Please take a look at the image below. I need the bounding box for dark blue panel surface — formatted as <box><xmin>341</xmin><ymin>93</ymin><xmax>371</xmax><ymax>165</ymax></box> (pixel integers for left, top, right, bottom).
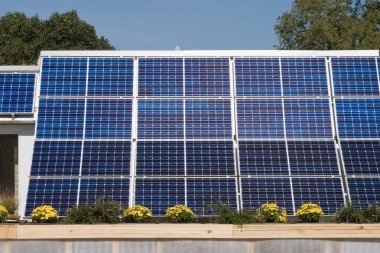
<box><xmin>239</xmin><ymin>141</ymin><xmax>288</xmax><ymax>175</ymax></box>
<box><xmin>138</xmin><ymin>99</ymin><xmax>184</xmax><ymax>139</ymax></box>
<box><xmin>186</xmin><ymin>141</ymin><xmax>235</xmax><ymax>176</ymax></box>
<box><xmin>185</xmin><ymin>58</ymin><xmax>230</xmax><ymax>96</ymax></box>
<box><xmin>282</xmin><ymin>58</ymin><xmax>328</xmax><ymax>96</ymax></box>
<box><xmin>85</xmin><ymin>99</ymin><xmax>132</xmax><ymax>139</ymax></box>
<box><xmin>241</xmin><ymin>178</ymin><xmax>293</xmax><ymax>213</ymax></box>
<box><xmin>0</xmin><ymin>73</ymin><xmax>35</xmax><ymax>113</ymax></box>
<box><xmin>36</xmin><ymin>99</ymin><xmax>85</xmax><ymax>139</ymax></box>
<box><xmin>40</xmin><ymin>57</ymin><xmax>87</xmax><ymax>96</ymax></box>
<box><xmin>292</xmin><ymin>178</ymin><xmax>344</xmax><ymax>214</ymax></box>
<box><xmin>138</xmin><ymin>58</ymin><xmax>183</xmax><ymax>96</ymax></box>
<box><xmin>336</xmin><ymin>99</ymin><xmax>380</xmax><ymax>138</ymax></box>
<box><xmin>135</xmin><ymin>178</ymin><xmax>185</xmax><ymax>216</ymax></box>
<box><xmin>136</xmin><ymin>141</ymin><xmax>185</xmax><ymax>176</ymax></box>
<box><xmin>237</xmin><ymin>99</ymin><xmax>284</xmax><ymax>139</ymax></box>
<box><xmin>25</xmin><ymin>178</ymin><xmax>78</xmax><ymax>216</ymax></box>
<box><xmin>82</xmin><ymin>141</ymin><xmax>131</xmax><ymax>176</ymax></box>
<box><xmin>235</xmin><ymin>58</ymin><xmax>281</xmax><ymax>96</ymax></box>
<box><xmin>284</xmin><ymin>99</ymin><xmax>332</xmax><ymax>138</ymax></box>
<box><xmin>186</xmin><ymin>99</ymin><xmax>232</xmax><ymax>139</ymax></box>
<box><xmin>348</xmin><ymin>178</ymin><xmax>380</xmax><ymax>209</ymax></box>
<box><xmin>30</xmin><ymin>141</ymin><xmax>82</xmax><ymax>176</ymax></box>
<box><xmin>332</xmin><ymin>57</ymin><xmax>379</xmax><ymax>96</ymax></box>
<box><xmin>288</xmin><ymin>141</ymin><xmax>339</xmax><ymax>176</ymax></box>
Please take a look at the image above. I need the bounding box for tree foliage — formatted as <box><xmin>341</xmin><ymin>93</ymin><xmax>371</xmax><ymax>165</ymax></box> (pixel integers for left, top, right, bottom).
<box><xmin>0</xmin><ymin>10</ymin><xmax>114</xmax><ymax>65</ymax></box>
<box><xmin>274</xmin><ymin>0</ymin><xmax>379</xmax><ymax>49</ymax></box>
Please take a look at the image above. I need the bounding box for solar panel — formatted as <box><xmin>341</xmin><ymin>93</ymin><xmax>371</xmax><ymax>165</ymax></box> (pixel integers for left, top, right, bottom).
<box><xmin>136</xmin><ymin>141</ymin><xmax>185</xmax><ymax>176</ymax></box>
<box><xmin>336</xmin><ymin>98</ymin><xmax>380</xmax><ymax>138</ymax></box>
<box><xmin>281</xmin><ymin>58</ymin><xmax>328</xmax><ymax>96</ymax></box>
<box><xmin>30</xmin><ymin>141</ymin><xmax>82</xmax><ymax>176</ymax></box>
<box><xmin>347</xmin><ymin>177</ymin><xmax>380</xmax><ymax>209</ymax></box>
<box><xmin>88</xmin><ymin>58</ymin><xmax>134</xmax><ymax>96</ymax></box>
<box><xmin>185</xmin><ymin>58</ymin><xmax>230</xmax><ymax>96</ymax></box>
<box><xmin>81</xmin><ymin>141</ymin><xmax>131</xmax><ymax>176</ymax></box>
<box><xmin>138</xmin><ymin>58</ymin><xmax>183</xmax><ymax>96</ymax></box>
<box><xmin>236</xmin><ymin>99</ymin><xmax>284</xmax><ymax>139</ymax></box>
<box><xmin>332</xmin><ymin>57</ymin><xmax>379</xmax><ymax>96</ymax></box>
<box><xmin>0</xmin><ymin>73</ymin><xmax>35</xmax><ymax>113</ymax></box>
<box><xmin>85</xmin><ymin>99</ymin><xmax>132</xmax><ymax>139</ymax></box>
<box><xmin>36</xmin><ymin>98</ymin><xmax>85</xmax><ymax>139</ymax></box>
<box><xmin>235</xmin><ymin>58</ymin><xmax>281</xmax><ymax>96</ymax></box>
<box><xmin>185</xmin><ymin>99</ymin><xmax>232</xmax><ymax>139</ymax></box>
<box><xmin>40</xmin><ymin>57</ymin><xmax>87</xmax><ymax>96</ymax></box>
<box><xmin>284</xmin><ymin>99</ymin><xmax>332</xmax><ymax>139</ymax></box>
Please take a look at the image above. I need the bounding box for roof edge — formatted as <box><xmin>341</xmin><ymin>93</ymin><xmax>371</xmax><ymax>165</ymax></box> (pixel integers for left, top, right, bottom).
<box><xmin>0</xmin><ymin>66</ymin><xmax>39</xmax><ymax>73</ymax></box>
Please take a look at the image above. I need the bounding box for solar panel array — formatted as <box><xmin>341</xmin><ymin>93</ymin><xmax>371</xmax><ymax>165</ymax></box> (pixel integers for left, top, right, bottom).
<box><xmin>25</xmin><ymin>55</ymin><xmax>380</xmax><ymax>216</ymax></box>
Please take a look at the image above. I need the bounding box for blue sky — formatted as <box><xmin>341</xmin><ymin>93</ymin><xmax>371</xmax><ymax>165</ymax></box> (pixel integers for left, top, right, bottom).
<box><xmin>1</xmin><ymin>0</ymin><xmax>293</xmax><ymax>50</ymax></box>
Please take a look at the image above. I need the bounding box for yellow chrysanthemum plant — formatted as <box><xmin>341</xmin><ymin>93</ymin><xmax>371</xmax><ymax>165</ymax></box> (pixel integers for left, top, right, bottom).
<box><xmin>165</xmin><ymin>204</ymin><xmax>195</xmax><ymax>223</ymax></box>
<box><xmin>0</xmin><ymin>205</ymin><xmax>9</xmax><ymax>223</ymax></box>
<box><xmin>295</xmin><ymin>203</ymin><xmax>324</xmax><ymax>223</ymax></box>
<box><xmin>123</xmin><ymin>205</ymin><xmax>152</xmax><ymax>223</ymax></box>
<box><xmin>31</xmin><ymin>205</ymin><xmax>59</xmax><ymax>223</ymax></box>
<box><xmin>260</xmin><ymin>203</ymin><xmax>287</xmax><ymax>223</ymax></box>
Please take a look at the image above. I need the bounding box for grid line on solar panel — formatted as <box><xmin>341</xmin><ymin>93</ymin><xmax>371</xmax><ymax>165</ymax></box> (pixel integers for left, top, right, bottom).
<box><xmin>284</xmin><ymin>99</ymin><xmax>333</xmax><ymax>139</ymax></box>
<box><xmin>40</xmin><ymin>57</ymin><xmax>87</xmax><ymax>96</ymax></box>
<box><xmin>186</xmin><ymin>141</ymin><xmax>235</xmax><ymax>176</ymax></box>
<box><xmin>347</xmin><ymin>177</ymin><xmax>380</xmax><ymax>209</ymax></box>
<box><xmin>336</xmin><ymin>98</ymin><xmax>380</xmax><ymax>139</ymax></box>
<box><xmin>332</xmin><ymin>57</ymin><xmax>379</xmax><ymax>96</ymax></box>
<box><xmin>0</xmin><ymin>73</ymin><xmax>35</xmax><ymax>113</ymax></box>
<box><xmin>138</xmin><ymin>58</ymin><xmax>183</xmax><ymax>96</ymax></box>
<box><xmin>236</xmin><ymin>99</ymin><xmax>284</xmax><ymax>139</ymax></box>
<box><xmin>87</xmin><ymin>58</ymin><xmax>134</xmax><ymax>96</ymax></box>
<box><xmin>234</xmin><ymin>58</ymin><xmax>281</xmax><ymax>96</ymax></box>
<box><xmin>138</xmin><ymin>99</ymin><xmax>184</xmax><ymax>139</ymax></box>
<box><xmin>240</xmin><ymin>178</ymin><xmax>294</xmax><ymax>213</ymax></box>
<box><xmin>238</xmin><ymin>141</ymin><xmax>289</xmax><ymax>175</ymax></box>
<box><xmin>184</xmin><ymin>58</ymin><xmax>230</xmax><ymax>96</ymax></box>
<box><xmin>36</xmin><ymin>98</ymin><xmax>85</xmax><ymax>139</ymax></box>
<box><xmin>292</xmin><ymin>177</ymin><xmax>344</xmax><ymax>214</ymax></box>
<box><xmin>85</xmin><ymin>99</ymin><xmax>132</xmax><ymax>139</ymax></box>
<box><xmin>185</xmin><ymin>99</ymin><xmax>232</xmax><ymax>139</ymax></box>
<box><xmin>281</xmin><ymin>58</ymin><xmax>328</xmax><ymax>96</ymax></box>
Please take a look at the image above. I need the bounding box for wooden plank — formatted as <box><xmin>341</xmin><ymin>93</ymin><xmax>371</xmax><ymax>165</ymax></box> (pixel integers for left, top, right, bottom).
<box><xmin>0</xmin><ymin>225</ymin><xmax>16</xmax><ymax>239</ymax></box>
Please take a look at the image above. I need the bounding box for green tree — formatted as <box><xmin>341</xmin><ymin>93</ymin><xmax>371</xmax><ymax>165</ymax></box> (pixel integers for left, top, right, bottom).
<box><xmin>0</xmin><ymin>10</ymin><xmax>114</xmax><ymax>65</ymax></box>
<box><xmin>274</xmin><ymin>0</ymin><xmax>379</xmax><ymax>49</ymax></box>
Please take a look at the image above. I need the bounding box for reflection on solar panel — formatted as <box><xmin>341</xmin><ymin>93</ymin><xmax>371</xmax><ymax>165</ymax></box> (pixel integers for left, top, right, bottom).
<box><xmin>332</xmin><ymin>57</ymin><xmax>379</xmax><ymax>96</ymax></box>
<box><xmin>0</xmin><ymin>73</ymin><xmax>35</xmax><ymax>113</ymax></box>
<box><xmin>347</xmin><ymin>178</ymin><xmax>380</xmax><ymax>209</ymax></box>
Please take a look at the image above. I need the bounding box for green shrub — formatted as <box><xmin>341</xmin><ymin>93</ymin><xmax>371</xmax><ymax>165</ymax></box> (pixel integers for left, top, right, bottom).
<box><xmin>166</xmin><ymin>204</ymin><xmax>195</xmax><ymax>223</ymax></box>
<box><xmin>363</xmin><ymin>203</ymin><xmax>380</xmax><ymax>223</ymax></box>
<box><xmin>295</xmin><ymin>203</ymin><xmax>324</xmax><ymax>223</ymax></box>
<box><xmin>335</xmin><ymin>203</ymin><xmax>367</xmax><ymax>224</ymax></box>
<box><xmin>123</xmin><ymin>205</ymin><xmax>152</xmax><ymax>223</ymax></box>
<box><xmin>0</xmin><ymin>205</ymin><xmax>9</xmax><ymax>222</ymax></box>
<box><xmin>0</xmin><ymin>192</ymin><xmax>17</xmax><ymax>215</ymax></box>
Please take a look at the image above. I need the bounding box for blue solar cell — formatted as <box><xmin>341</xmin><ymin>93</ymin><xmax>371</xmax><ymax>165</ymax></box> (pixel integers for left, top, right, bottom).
<box><xmin>36</xmin><ymin>99</ymin><xmax>85</xmax><ymax>139</ymax></box>
<box><xmin>138</xmin><ymin>99</ymin><xmax>184</xmax><ymax>139</ymax></box>
<box><xmin>25</xmin><ymin>178</ymin><xmax>78</xmax><ymax>216</ymax></box>
<box><xmin>185</xmin><ymin>58</ymin><xmax>230</xmax><ymax>96</ymax></box>
<box><xmin>186</xmin><ymin>141</ymin><xmax>235</xmax><ymax>176</ymax></box>
<box><xmin>40</xmin><ymin>57</ymin><xmax>87</xmax><ymax>96</ymax></box>
<box><xmin>235</xmin><ymin>58</ymin><xmax>281</xmax><ymax>96</ymax></box>
<box><xmin>241</xmin><ymin>178</ymin><xmax>293</xmax><ymax>213</ymax></box>
<box><xmin>288</xmin><ymin>140</ymin><xmax>339</xmax><ymax>176</ymax></box>
<box><xmin>138</xmin><ymin>58</ymin><xmax>183</xmax><ymax>96</ymax></box>
<box><xmin>292</xmin><ymin>178</ymin><xmax>344</xmax><ymax>214</ymax></box>
<box><xmin>135</xmin><ymin>178</ymin><xmax>185</xmax><ymax>216</ymax></box>
<box><xmin>336</xmin><ymin>98</ymin><xmax>380</xmax><ymax>138</ymax></box>
<box><xmin>332</xmin><ymin>57</ymin><xmax>379</xmax><ymax>96</ymax></box>
<box><xmin>347</xmin><ymin>178</ymin><xmax>380</xmax><ymax>209</ymax></box>
<box><xmin>82</xmin><ymin>141</ymin><xmax>131</xmax><ymax>176</ymax></box>
<box><xmin>0</xmin><ymin>73</ymin><xmax>35</xmax><ymax>113</ymax></box>
<box><xmin>88</xmin><ymin>58</ymin><xmax>134</xmax><ymax>96</ymax></box>
<box><xmin>239</xmin><ymin>141</ymin><xmax>288</xmax><ymax>175</ymax></box>
<box><xmin>136</xmin><ymin>141</ymin><xmax>185</xmax><ymax>176</ymax></box>
<box><xmin>185</xmin><ymin>99</ymin><xmax>232</xmax><ymax>139</ymax></box>
<box><xmin>281</xmin><ymin>58</ymin><xmax>328</xmax><ymax>96</ymax></box>
<box><xmin>284</xmin><ymin>99</ymin><xmax>332</xmax><ymax>139</ymax></box>
<box><xmin>236</xmin><ymin>99</ymin><xmax>284</xmax><ymax>139</ymax></box>
<box><xmin>79</xmin><ymin>178</ymin><xmax>130</xmax><ymax>205</ymax></box>
<box><xmin>30</xmin><ymin>141</ymin><xmax>82</xmax><ymax>176</ymax></box>
<box><xmin>85</xmin><ymin>99</ymin><xmax>132</xmax><ymax>139</ymax></box>
<box><xmin>187</xmin><ymin>178</ymin><xmax>237</xmax><ymax>214</ymax></box>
